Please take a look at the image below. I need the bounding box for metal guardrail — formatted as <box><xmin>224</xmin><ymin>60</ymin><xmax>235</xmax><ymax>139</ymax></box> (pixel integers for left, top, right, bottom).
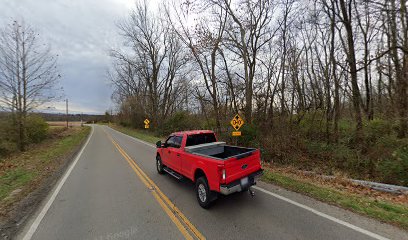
<box><xmin>302</xmin><ymin>171</ymin><xmax>408</xmax><ymax>195</ymax></box>
<box><xmin>350</xmin><ymin>179</ymin><xmax>408</xmax><ymax>194</ymax></box>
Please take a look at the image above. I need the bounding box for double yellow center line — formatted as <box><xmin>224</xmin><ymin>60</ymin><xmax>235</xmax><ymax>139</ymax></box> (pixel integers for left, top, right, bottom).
<box><xmin>103</xmin><ymin>129</ymin><xmax>205</xmax><ymax>240</ymax></box>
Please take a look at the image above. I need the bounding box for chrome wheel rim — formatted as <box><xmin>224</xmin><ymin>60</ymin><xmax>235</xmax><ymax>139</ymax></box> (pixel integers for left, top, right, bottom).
<box><xmin>198</xmin><ymin>184</ymin><xmax>207</xmax><ymax>202</ymax></box>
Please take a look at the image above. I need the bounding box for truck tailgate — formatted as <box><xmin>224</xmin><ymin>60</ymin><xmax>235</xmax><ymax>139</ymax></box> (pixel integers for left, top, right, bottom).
<box><xmin>224</xmin><ymin>149</ymin><xmax>261</xmax><ymax>183</ymax></box>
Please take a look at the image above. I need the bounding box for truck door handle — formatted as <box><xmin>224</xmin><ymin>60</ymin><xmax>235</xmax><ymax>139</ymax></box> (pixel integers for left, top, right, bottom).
<box><xmin>176</xmin><ymin>153</ymin><xmax>180</xmax><ymax>157</ymax></box>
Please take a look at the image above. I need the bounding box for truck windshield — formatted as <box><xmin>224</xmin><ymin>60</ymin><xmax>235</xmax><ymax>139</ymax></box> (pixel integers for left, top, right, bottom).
<box><xmin>186</xmin><ymin>133</ymin><xmax>216</xmax><ymax>146</ymax></box>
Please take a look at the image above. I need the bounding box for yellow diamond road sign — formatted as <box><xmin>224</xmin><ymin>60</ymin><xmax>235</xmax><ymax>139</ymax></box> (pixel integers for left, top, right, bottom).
<box><xmin>144</xmin><ymin>119</ymin><xmax>150</xmax><ymax>125</ymax></box>
<box><xmin>230</xmin><ymin>114</ymin><xmax>244</xmax><ymax>131</ymax></box>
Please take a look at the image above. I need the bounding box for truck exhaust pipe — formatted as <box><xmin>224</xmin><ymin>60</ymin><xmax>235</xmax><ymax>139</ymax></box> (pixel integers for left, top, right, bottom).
<box><xmin>249</xmin><ymin>186</ymin><xmax>255</xmax><ymax>197</ymax></box>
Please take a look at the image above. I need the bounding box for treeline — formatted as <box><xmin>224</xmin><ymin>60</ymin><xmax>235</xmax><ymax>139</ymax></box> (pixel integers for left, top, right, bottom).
<box><xmin>39</xmin><ymin>113</ymin><xmax>105</xmax><ymax>123</ymax></box>
<box><xmin>110</xmin><ymin>0</ymin><xmax>408</xmax><ymax>185</ymax></box>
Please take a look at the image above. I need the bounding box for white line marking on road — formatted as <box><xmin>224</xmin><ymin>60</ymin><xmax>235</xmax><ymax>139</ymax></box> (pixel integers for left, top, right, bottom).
<box><xmin>107</xmin><ymin>125</ymin><xmax>389</xmax><ymax>240</ymax></box>
<box><xmin>252</xmin><ymin>186</ymin><xmax>388</xmax><ymax>240</ymax></box>
<box><xmin>22</xmin><ymin>126</ymin><xmax>94</xmax><ymax>240</ymax></box>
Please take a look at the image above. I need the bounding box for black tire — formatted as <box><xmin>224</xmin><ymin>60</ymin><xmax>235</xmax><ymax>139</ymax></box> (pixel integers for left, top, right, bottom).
<box><xmin>156</xmin><ymin>155</ymin><xmax>164</xmax><ymax>174</ymax></box>
<box><xmin>195</xmin><ymin>176</ymin><xmax>216</xmax><ymax>209</ymax></box>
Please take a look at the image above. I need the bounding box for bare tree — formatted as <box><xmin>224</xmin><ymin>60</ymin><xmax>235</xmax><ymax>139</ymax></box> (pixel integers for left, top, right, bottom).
<box><xmin>165</xmin><ymin>1</ymin><xmax>229</xmax><ymax>133</ymax></box>
<box><xmin>388</xmin><ymin>0</ymin><xmax>408</xmax><ymax>138</ymax></box>
<box><xmin>117</xmin><ymin>2</ymin><xmax>166</xmax><ymax>126</ymax></box>
<box><xmin>355</xmin><ymin>0</ymin><xmax>380</xmax><ymax>120</ymax></box>
<box><xmin>336</xmin><ymin>0</ymin><xmax>364</xmax><ymax>142</ymax></box>
<box><xmin>0</xmin><ymin>20</ymin><xmax>60</xmax><ymax>151</ymax></box>
<box><xmin>111</xmin><ymin>0</ymin><xmax>408</xmax><ymax>146</ymax></box>
<box><xmin>219</xmin><ymin>0</ymin><xmax>276</xmax><ymax>123</ymax></box>
<box><xmin>114</xmin><ymin>0</ymin><xmax>189</xmax><ymax>127</ymax></box>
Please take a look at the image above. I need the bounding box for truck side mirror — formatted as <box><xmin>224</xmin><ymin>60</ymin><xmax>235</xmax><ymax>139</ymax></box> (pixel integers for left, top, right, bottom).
<box><xmin>156</xmin><ymin>141</ymin><xmax>162</xmax><ymax>148</ymax></box>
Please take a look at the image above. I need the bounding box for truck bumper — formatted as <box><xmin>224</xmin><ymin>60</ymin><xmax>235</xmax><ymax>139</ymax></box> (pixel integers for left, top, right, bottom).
<box><xmin>219</xmin><ymin>169</ymin><xmax>263</xmax><ymax>195</ymax></box>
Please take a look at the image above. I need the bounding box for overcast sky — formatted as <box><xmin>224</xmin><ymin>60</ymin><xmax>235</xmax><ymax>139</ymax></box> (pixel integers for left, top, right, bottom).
<box><xmin>0</xmin><ymin>0</ymin><xmax>138</xmax><ymax>114</ymax></box>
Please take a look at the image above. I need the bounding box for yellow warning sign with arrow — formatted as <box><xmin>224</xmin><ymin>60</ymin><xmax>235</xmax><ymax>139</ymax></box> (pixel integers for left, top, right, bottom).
<box><xmin>144</xmin><ymin>119</ymin><xmax>150</xmax><ymax>129</ymax></box>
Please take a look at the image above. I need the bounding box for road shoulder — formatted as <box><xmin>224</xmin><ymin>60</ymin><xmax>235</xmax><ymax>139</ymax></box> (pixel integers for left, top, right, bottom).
<box><xmin>0</xmin><ymin>126</ymin><xmax>91</xmax><ymax>239</ymax></box>
<box><xmin>256</xmin><ymin>181</ymin><xmax>408</xmax><ymax>240</ymax></box>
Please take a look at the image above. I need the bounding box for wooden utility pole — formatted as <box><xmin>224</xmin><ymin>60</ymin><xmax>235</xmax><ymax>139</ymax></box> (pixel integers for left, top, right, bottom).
<box><xmin>66</xmin><ymin>99</ymin><xmax>69</xmax><ymax>128</ymax></box>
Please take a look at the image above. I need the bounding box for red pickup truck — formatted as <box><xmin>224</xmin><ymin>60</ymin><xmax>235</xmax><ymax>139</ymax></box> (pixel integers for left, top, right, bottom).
<box><xmin>155</xmin><ymin>130</ymin><xmax>263</xmax><ymax>208</ymax></box>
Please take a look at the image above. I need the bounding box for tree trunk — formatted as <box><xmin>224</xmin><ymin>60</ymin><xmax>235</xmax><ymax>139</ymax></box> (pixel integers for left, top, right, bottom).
<box><xmin>338</xmin><ymin>0</ymin><xmax>364</xmax><ymax>143</ymax></box>
<box><xmin>398</xmin><ymin>0</ymin><xmax>408</xmax><ymax>138</ymax></box>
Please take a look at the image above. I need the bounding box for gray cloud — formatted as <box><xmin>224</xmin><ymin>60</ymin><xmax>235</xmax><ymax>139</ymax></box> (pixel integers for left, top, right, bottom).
<box><xmin>0</xmin><ymin>0</ymin><xmax>134</xmax><ymax>114</ymax></box>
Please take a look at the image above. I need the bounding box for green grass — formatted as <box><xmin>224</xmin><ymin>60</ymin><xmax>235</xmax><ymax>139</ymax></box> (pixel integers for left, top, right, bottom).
<box><xmin>0</xmin><ymin>126</ymin><xmax>91</xmax><ymax>202</ymax></box>
<box><xmin>107</xmin><ymin>124</ymin><xmax>162</xmax><ymax>144</ymax></box>
<box><xmin>0</xmin><ymin>168</ymin><xmax>35</xmax><ymax>200</ymax></box>
<box><xmin>38</xmin><ymin>127</ymin><xmax>91</xmax><ymax>163</ymax></box>
<box><xmin>262</xmin><ymin>169</ymin><xmax>408</xmax><ymax>230</ymax></box>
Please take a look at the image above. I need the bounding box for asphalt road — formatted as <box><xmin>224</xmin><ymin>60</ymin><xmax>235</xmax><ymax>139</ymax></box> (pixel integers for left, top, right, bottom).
<box><xmin>17</xmin><ymin>125</ymin><xmax>407</xmax><ymax>240</ymax></box>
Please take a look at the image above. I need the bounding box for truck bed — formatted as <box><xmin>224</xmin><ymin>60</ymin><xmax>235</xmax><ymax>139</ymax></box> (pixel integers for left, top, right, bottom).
<box><xmin>185</xmin><ymin>142</ymin><xmax>256</xmax><ymax>160</ymax></box>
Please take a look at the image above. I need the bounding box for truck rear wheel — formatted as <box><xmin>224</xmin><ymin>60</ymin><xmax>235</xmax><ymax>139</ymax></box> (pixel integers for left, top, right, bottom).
<box><xmin>156</xmin><ymin>155</ymin><xmax>164</xmax><ymax>174</ymax></box>
<box><xmin>196</xmin><ymin>176</ymin><xmax>216</xmax><ymax>208</ymax></box>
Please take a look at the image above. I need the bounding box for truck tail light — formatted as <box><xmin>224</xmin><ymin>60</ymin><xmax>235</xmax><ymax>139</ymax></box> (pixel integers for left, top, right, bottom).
<box><xmin>218</xmin><ymin>165</ymin><xmax>226</xmax><ymax>183</ymax></box>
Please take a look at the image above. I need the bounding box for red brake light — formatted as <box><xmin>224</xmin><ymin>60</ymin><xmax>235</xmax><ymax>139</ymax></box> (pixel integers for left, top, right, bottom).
<box><xmin>218</xmin><ymin>165</ymin><xmax>226</xmax><ymax>183</ymax></box>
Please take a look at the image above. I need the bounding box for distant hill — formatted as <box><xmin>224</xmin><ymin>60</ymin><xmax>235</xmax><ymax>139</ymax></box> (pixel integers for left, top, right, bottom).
<box><xmin>0</xmin><ymin>111</ymin><xmax>107</xmax><ymax>123</ymax></box>
<box><xmin>38</xmin><ymin>112</ymin><xmax>104</xmax><ymax>122</ymax></box>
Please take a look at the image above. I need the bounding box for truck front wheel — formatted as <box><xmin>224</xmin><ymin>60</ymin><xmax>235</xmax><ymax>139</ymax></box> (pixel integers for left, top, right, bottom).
<box><xmin>196</xmin><ymin>177</ymin><xmax>216</xmax><ymax>208</ymax></box>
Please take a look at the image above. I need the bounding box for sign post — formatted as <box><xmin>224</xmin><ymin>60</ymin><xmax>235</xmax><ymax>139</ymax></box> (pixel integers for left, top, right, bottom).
<box><xmin>230</xmin><ymin>114</ymin><xmax>244</xmax><ymax>136</ymax></box>
<box><xmin>144</xmin><ymin>119</ymin><xmax>150</xmax><ymax>129</ymax></box>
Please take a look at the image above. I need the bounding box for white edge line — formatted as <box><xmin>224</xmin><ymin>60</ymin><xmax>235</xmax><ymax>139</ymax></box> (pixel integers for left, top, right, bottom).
<box><xmin>22</xmin><ymin>125</ymin><xmax>94</xmax><ymax>240</ymax></box>
<box><xmin>106</xmin><ymin>125</ymin><xmax>389</xmax><ymax>240</ymax></box>
<box><xmin>252</xmin><ymin>186</ymin><xmax>389</xmax><ymax>240</ymax></box>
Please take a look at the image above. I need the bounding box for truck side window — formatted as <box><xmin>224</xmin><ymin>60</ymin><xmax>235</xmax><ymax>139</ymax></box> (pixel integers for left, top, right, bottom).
<box><xmin>186</xmin><ymin>136</ymin><xmax>194</xmax><ymax>146</ymax></box>
<box><xmin>173</xmin><ymin>136</ymin><xmax>183</xmax><ymax>148</ymax></box>
<box><xmin>186</xmin><ymin>133</ymin><xmax>216</xmax><ymax>146</ymax></box>
<box><xmin>165</xmin><ymin>136</ymin><xmax>175</xmax><ymax>147</ymax></box>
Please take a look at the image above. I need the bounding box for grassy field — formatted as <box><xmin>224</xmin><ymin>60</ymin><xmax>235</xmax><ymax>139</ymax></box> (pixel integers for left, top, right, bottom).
<box><xmin>105</xmin><ymin>123</ymin><xmax>408</xmax><ymax>230</ymax></box>
<box><xmin>0</xmin><ymin>126</ymin><xmax>90</xmax><ymax>216</ymax></box>
<box><xmin>47</xmin><ymin>121</ymin><xmax>83</xmax><ymax>127</ymax></box>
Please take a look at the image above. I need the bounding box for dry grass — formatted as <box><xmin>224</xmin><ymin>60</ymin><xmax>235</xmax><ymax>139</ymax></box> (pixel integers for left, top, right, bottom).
<box><xmin>47</xmin><ymin>121</ymin><xmax>83</xmax><ymax>127</ymax></box>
